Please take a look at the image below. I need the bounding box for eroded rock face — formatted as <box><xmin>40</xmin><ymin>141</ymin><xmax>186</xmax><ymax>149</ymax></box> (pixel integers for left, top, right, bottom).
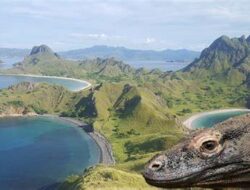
<box><xmin>30</xmin><ymin>45</ymin><xmax>60</xmax><ymax>58</ymax></box>
<box><xmin>0</xmin><ymin>106</ymin><xmax>37</xmax><ymax>117</ymax></box>
<box><xmin>8</xmin><ymin>82</ymin><xmax>37</xmax><ymax>92</ymax></box>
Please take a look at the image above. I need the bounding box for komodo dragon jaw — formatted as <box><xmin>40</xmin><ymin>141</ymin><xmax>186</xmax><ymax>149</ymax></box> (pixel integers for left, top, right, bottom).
<box><xmin>143</xmin><ymin>113</ymin><xmax>250</xmax><ymax>188</ymax></box>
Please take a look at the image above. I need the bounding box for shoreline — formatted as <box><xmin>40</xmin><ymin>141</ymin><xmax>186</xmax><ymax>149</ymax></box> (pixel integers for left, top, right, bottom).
<box><xmin>0</xmin><ymin>113</ymin><xmax>115</xmax><ymax>165</ymax></box>
<box><xmin>0</xmin><ymin>112</ymin><xmax>38</xmax><ymax>118</ymax></box>
<box><xmin>183</xmin><ymin>108</ymin><xmax>250</xmax><ymax>129</ymax></box>
<box><xmin>57</xmin><ymin>116</ymin><xmax>115</xmax><ymax>165</ymax></box>
<box><xmin>0</xmin><ymin>73</ymin><xmax>92</xmax><ymax>92</ymax></box>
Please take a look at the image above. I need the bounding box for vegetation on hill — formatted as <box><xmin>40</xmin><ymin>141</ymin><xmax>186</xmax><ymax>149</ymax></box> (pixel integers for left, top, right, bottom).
<box><xmin>0</xmin><ymin>82</ymin><xmax>73</xmax><ymax>115</ymax></box>
<box><xmin>59</xmin><ymin>165</ymin><xmax>157</xmax><ymax>190</ymax></box>
<box><xmin>183</xmin><ymin>35</ymin><xmax>250</xmax><ymax>86</ymax></box>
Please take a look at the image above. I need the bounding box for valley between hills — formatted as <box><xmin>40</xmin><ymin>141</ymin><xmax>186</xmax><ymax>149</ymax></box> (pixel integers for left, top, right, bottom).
<box><xmin>0</xmin><ymin>35</ymin><xmax>249</xmax><ymax>189</ymax></box>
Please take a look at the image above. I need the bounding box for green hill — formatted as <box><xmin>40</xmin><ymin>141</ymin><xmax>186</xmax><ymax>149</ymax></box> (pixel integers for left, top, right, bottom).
<box><xmin>183</xmin><ymin>35</ymin><xmax>250</xmax><ymax>85</ymax></box>
<box><xmin>59</xmin><ymin>165</ymin><xmax>157</xmax><ymax>190</ymax></box>
<box><xmin>6</xmin><ymin>45</ymin><xmax>138</xmax><ymax>82</ymax></box>
<box><xmin>0</xmin><ymin>82</ymin><xmax>73</xmax><ymax>115</ymax></box>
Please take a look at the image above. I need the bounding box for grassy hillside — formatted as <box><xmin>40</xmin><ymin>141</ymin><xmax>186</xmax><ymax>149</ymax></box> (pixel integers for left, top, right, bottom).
<box><xmin>183</xmin><ymin>35</ymin><xmax>250</xmax><ymax>86</ymax></box>
<box><xmin>59</xmin><ymin>166</ymin><xmax>157</xmax><ymax>190</ymax></box>
<box><xmin>0</xmin><ymin>82</ymin><xmax>73</xmax><ymax>115</ymax></box>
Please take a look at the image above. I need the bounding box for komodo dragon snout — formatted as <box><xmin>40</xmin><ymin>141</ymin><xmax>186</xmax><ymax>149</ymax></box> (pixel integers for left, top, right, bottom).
<box><xmin>143</xmin><ymin>113</ymin><xmax>250</xmax><ymax>188</ymax></box>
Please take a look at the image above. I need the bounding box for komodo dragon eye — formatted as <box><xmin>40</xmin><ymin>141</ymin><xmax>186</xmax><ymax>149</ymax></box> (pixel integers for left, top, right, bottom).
<box><xmin>189</xmin><ymin>131</ymin><xmax>223</xmax><ymax>158</ymax></box>
<box><xmin>201</xmin><ymin>140</ymin><xmax>218</xmax><ymax>152</ymax></box>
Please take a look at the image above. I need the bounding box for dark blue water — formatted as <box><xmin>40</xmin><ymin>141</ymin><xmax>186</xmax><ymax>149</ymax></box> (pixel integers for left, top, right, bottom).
<box><xmin>0</xmin><ymin>75</ymin><xmax>89</xmax><ymax>92</ymax></box>
<box><xmin>191</xmin><ymin>110</ymin><xmax>250</xmax><ymax>129</ymax></box>
<box><xmin>0</xmin><ymin>116</ymin><xmax>100</xmax><ymax>190</ymax></box>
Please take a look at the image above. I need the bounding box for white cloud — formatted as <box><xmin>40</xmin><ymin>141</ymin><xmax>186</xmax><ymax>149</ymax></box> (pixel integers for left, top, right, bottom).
<box><xmin>1</xmin><ymin>0</ymin><xmax>250</xmax><ymax>50</ymax></box>
<box><xmin>69</xmin><ymin>33</ymin><xmax>124</xmax><ymax>41</ymax></box>
<box><xmin>145</xmin><ymin>38</ymin><xmax>156</xmax><ymax>44</ymax></box>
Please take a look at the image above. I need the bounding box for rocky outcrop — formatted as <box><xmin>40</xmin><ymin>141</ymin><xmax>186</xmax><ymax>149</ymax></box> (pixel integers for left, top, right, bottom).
<box><xmin>30</xmin><ymin>45</ymin><xmax>60</xmax><ymax>58</ymax></box>
<box><xmin>8</xmin><ymin>82</ymin><xmax>37</xmax><ymax>92</ymax></box>
<box><xmin>0</xmin><ymin>106</ymin><xmax>37</xmax><ymax>117</ymax></box>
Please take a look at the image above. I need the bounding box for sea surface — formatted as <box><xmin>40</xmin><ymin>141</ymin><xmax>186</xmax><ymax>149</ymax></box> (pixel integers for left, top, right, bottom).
<box><xmin>0</xmin><ymin>57</ymin><xmax>23</xmax><ymax>69</ymax></box>
<box><xmin>125</xmin><ymin>60</ymin><xmax>190</xmax><ymax>71</ymax></box>
<box><xmin>191</xmin><ymin>110</ymin><xmax>250</xmax><ymax>128</ymax></box>
<box><xmin>0</xmin><ymin>75</ymin><xmax>89</xmax><ymax>92</ymax></box>
<box><xmin>0</xmin><ymin>116</ymin><xmax>100</xmax><ymax>190</ymax></box>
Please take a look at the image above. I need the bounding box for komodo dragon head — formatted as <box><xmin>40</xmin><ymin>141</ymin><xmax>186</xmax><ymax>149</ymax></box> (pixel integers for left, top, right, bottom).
<box><xmin>143</xmin><ymin>113</ymin><xmax>250</xmax><ymax>188</ymax></box>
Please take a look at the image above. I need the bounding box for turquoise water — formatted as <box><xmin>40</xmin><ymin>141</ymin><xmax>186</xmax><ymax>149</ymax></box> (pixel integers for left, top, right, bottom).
<box><xmin>0</xmin><ymin>116</ymin><xmax>100</xmax><ymax>190</ymax></box>
<box><xmin>0</xmin><ymin>75</ymin><xmax>88</xmax><ymax>91</ymax></box>
<box><xmin>191</xmin><ymin>110</ymin><xmax>250</xmax><ymax>129</ymax></box>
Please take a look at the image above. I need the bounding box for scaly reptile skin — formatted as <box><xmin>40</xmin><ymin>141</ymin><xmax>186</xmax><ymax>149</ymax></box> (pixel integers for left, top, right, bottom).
<box><xmin>143</xmin><ymin>113</ymin><xmax>250</xmax><ymax>188</ymax></box>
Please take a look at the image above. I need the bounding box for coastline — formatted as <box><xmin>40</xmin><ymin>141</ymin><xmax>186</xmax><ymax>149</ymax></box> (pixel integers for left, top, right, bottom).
<box><xmin>44</xmin><ymin>115</ymin><xmax>115</xmax><ymax>165</ymax></box>
<box><xmin>0</xmin><ymin>73</ymin><xmax>92</xmax><ymax>92</ymax></box>
<box><xmin>0</xmin><ymin>112</ymin><xmax>38</xmax><ymax>118</ymax></box>
<box><xmin>0</xmin><ymin>113</ymin><xmax>115</xmax><ymax>165</ymax></box>
<box><xmin>0</xmin><ymin>74</ymin><xmax>115</xmax><ymax>165</ymax></box>
<box><xmin>183</xmin><ymin>108</ymin><xmax>250</xmax><ymax>129</ymax></box>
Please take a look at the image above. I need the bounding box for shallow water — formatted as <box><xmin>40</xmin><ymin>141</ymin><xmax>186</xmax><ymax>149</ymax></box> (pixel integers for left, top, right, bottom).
<box><xmin>191</xmin><ymin>110</ymin><xmax>250</xmax><ymax>128</ymax></box>
<box><xmin>0</xmin><ymin>116</ymin><xmax>100</xmax><ymax>190</ymax></box>
<box><xmin>0</xmin><ymin>75</ymin><xmax>88</xmax><ymax>91</ymax></box>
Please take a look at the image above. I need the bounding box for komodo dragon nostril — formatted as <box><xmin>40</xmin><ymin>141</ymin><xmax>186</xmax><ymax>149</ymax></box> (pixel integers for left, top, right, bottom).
<box><xmin>150</xmin><ymin>160</ymin><xmax>164</xmax><ymax>171</ymax></box>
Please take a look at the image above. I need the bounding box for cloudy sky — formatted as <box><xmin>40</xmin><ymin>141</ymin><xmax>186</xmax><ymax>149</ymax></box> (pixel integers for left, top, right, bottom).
<box><xmin>0</xmin><ymin>0</ymin><xmax>250</xmax><ymax>51</ymax></box>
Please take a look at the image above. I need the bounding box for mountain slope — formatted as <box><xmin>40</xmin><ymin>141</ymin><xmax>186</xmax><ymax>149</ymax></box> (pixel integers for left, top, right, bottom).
<box><xmin>60</xmin><ymin>45</ymin><xmax>200</xmax><ymax>61</ymax></box>
<box><xmin>183</xmin><ymin>35</ymin><xmax>250</xmax><ymax>85</ymax></box>
<box><xmin>9</xmin><ymin>45</ymin><xmax>79</xmax><ymax>77</ymax></box>
<box><xmin>0</xmin><ymin>82</ymin><xmax>73</xmax><ymax>115</ymax></box>
<box><xmin>61</xmin><ymin>82</ymin><xmax>185</xmax><ymax>170</ymax></box>
<box><xmin>5</xmin><ymin>45</ymin><xmax>138</xmax><ymax>81</ymax></box>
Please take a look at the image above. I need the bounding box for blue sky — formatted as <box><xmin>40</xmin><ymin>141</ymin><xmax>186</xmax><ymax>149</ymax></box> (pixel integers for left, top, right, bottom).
<box><xmin>0</xmin><ymin>0</ymin><xmax>250</xmax><ymax>51</ymax></box>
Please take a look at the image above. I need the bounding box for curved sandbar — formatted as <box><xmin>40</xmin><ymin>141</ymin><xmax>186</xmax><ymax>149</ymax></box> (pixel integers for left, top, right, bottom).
<box><xmin>0</xmin><ymin>73</ymin><xmax>91</xmax><ymax>92</ymax></box>
<box><xmin>183</xmin><ymin>108</ymin><xmax>250</xmax><ymax>129</ymax></box>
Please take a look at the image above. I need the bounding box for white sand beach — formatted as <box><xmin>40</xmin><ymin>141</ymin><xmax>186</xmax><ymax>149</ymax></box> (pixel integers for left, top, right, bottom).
<box><xmin>0</xmin><ymin>73</ymin><xmax>92</xmax><ymax>91</ymax></box>
<box><xmin>183</xmin><ymin>108</ymin><xmax>250</xmax><ymax>129</ymax></box>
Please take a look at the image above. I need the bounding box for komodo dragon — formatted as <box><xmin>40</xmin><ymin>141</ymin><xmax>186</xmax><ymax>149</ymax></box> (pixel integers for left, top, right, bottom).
<box><xmin>143</xmin><ymin>113</ymin><xmax>250</xmax><ymax>188</ymax></box>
